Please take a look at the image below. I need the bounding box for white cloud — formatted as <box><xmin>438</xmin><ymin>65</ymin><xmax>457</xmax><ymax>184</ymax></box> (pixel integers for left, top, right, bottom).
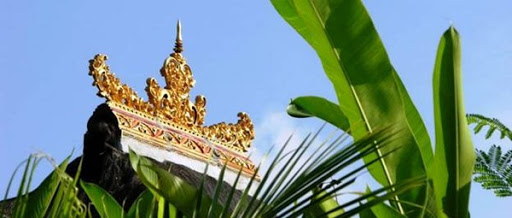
<box><xmin>248</xmin><ymin>111</ymin><xmax>310</xmax><ymax>173</ymax></box>
<box><xmin>253</xmin><ymin>112</ymin><xmax>309</xmax><ymax>150</ymax></box>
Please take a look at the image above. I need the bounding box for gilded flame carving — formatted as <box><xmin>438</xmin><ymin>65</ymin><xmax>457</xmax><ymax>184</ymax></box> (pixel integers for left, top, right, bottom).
<box><xmin>88</xmin><ymin>26</ymin><xmax>255</xmax><ymax>154</ymax></box>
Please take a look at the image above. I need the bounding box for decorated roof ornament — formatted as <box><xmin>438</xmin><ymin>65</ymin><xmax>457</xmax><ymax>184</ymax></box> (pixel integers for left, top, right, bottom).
<box><xmin>88</xmin><ymin>21</ymin><xmax>258</xmax><ymax>180</ymax></box>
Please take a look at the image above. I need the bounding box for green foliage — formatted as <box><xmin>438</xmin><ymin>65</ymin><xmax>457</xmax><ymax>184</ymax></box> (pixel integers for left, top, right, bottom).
<box><xmin>129</xmin><ymin>149</ymin><xmax>215</xmax><ymax>217</ymax></box>
<box><xmin>271</xmin><ymin>0</ymin><xmax>434</xmax><ymax>214</ymax></box>
<box><xmin>273</xmin><ymin>0</ymin><xmax>476</xmax><ymax>217</ymax></box>
<box><xmin>80</xmin><ymin>181</ymin><xmax>124</xmax><ymax>218</ymax></box>
<box><xmin>303</xmin><ymin>187</ymin><xmax>343</xmax><ymax>218</ymax></box>
<box><xmin>1</xmin><ymin>153</ymin><xmax>86</xmax><ymax>218</ymax></box>
<box><xmin>126</xmin><ymin>190</ymin><xmax>155</xmax><ymax>218</ymax></box>
<box><xmin>361</xmin><ymin>186</ymin><xmax>406</xmax><ymax>218</ymax></box>
<box><xmin>432</xmin><ymin>27</ymin><xmax>475</xmax><ymax>218</ymax></box>
<box><xmin>2</xmin><ymin>128</ymin><xmax>425</xmax><ymax>218</ymax></box>
<box><xmin>466</xmin><ymin>114</ymin><xmax>512</xmax><ymax>198</ymax></box>
<box><xmin>2</xmin><ymin>1</ymin><xmax>484</xmax><ymax>217</ymax></box>
<box><xmin>128</xmin><ymin>128</ymin><xmax>426</xmax><ymax>218</ymax></box>
<box><xmin>2</xmin><ymin>153</ymin><xmax>164</xmax><ymax>218</ymax></box>
<box><xmin>473</xmin><ymin>145</ymin><xmax>512</xmax><ymax>197</ymax></box>
<box><xmin>287</xmin><ymin>96</ymin><xmax>349</xmax><ymax>132</ymax></box>
<box><xmin>467</xmin><ymin>114</ymin><xmax>512</xmax><ymax>141</ymax></box>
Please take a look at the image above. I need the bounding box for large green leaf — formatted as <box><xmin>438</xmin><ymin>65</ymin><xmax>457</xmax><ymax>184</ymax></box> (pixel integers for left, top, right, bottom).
<box><xmin>127</xmin><ymin>190</ymin><xmax>155</xmax><ymax>218</ymax></box>
<box><xmin>287</xmin><ymin>96</ymin><xmax>350</xmax><ymax>131</ymax></box>
<box><xmin>128</xmin><ymin>150</ymin><xmax>219</xmax><ymax>218</ymax></box>
<box><xmin>359</xmin><ymin>203</ymin><xmax>404</xmax><ymax>218</ymax></box>
<box><xmin>5</xmin><ymin>154</ymin><xmax>85</xmax><ymax>218</ymax></box>
<box><xmin>303</xmin><ymin>187</ymin><xmax>343</xmax><ymax>218</ymax></box>
<box><xmin>80</xmin><ymin>181</ymin><xmax>124</xmax><ymax>218</ymax></box>
<box><xmin>432</xmin><ymin>26</ymin><xmax>475</xmax><ymax>218</ymax></box>
<box><xmin>21</xmin><ymin>157</ymin><xmax>71</xmax><ymax>218</ymax></box>
<box><xmin>360</xmin><ymin>186</ymin><xmax>405</xmax><ymax>218</ymax></box>
<box><xmin>271</xmin><ymin>0</ymin><xmax>433</xmax><ymax>214</ymax></box>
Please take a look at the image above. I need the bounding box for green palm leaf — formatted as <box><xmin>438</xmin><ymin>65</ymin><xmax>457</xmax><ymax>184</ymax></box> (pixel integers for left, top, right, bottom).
<box><xmin>129</xmin><ymin>127</ymin><xmax>426</xmax><ymax>217</ymax></box>
<box><xmin>473</xmin><ymin>145</ymin><xmax>512</xmax><ymax>197</ymax></box>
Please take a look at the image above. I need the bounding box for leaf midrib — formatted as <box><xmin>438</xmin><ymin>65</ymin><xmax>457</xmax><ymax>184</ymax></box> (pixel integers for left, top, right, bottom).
<box><xmin>305</xmin><ymin>0</ymin><xmax>403</xmax><ymax>213</ymax></box>
<box><xmin>450</xmin><ymin>29</ymin><xmax>461</xmax><ymax>216</ymax></box>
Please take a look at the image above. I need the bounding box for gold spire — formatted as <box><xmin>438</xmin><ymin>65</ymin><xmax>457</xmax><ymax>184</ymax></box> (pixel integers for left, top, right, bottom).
<box><xmin>173</xmin><ymin>20</ymin><xmax>183</xmax><ymax>53</ymax></box>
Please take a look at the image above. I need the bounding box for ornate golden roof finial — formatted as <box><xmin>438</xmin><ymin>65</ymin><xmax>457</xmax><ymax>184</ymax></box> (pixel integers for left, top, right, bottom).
<box><xmin>173</xmin><ymin>20</ymin><xmax>183</xmax><ymax>53</ymax></box>
<box><xmin>87</xmin><ymin>22</ymin><xmax>257</xmax><ymax>178</ymax></box>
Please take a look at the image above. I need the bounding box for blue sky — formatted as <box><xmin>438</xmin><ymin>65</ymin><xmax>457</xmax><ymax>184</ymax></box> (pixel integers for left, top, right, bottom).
<box><xmin>1</xmin><ymin>0</ymin><xmax>511</xmax><ymax>216</ymax></box>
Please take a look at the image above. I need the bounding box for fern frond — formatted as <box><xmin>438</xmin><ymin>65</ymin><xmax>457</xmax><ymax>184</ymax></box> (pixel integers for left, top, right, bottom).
<box><xmin>466</xmin><ymin>114</ymin><xmax>512</xmax><ymax>141</ymax></box>
<box><xmin>473</xmin><ymin>145</ymin><xmax>512</xmax><ymax>197</ymax></box>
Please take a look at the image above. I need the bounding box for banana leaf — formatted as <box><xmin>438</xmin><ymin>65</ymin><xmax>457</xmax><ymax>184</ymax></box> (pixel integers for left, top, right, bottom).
<box><xmin>271</xmin><ymin>0</ymin><xmax>433</xmax><ymax>214</ymax></box>
<box><xmin>359</xmin><ymin>186</ymin><xmax>405</xmax><ymax>218</ymax></box>
<box><xmin>432</xmin><ymin>26</ymin><xmax>475</xmax><ymax>218</ymax></box>
<box><xmin>287</xmin><ymin>96</ymin><xmax>349</xmax><ymax>132</ymax></box>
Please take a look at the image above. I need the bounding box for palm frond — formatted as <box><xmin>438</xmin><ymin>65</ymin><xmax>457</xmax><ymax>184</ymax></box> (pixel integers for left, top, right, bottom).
<box><xmin>129</xmin><ymin>126</ymin><xmax>427</xmax><ymax>217</ymax></box>
<box><xmin>467</xmin><ymin>114</ymin><xmax>512</xmax><ymax>141</ymax></box>
<box><xmin>473</xmin><ymin>145</ymin><xmax>512</xmax><ymax>197</ymax></box>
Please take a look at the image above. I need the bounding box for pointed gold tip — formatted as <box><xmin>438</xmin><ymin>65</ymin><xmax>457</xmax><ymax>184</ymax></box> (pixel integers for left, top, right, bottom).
<box><xmin>174</xmin><ymin>19</ymin><xmax>183</xmax><ymax>53</ymax></box>
<box><xmin>176</xmin><ymin>20</ymin><xmax>182</xmax><ymax>41</ymax></box>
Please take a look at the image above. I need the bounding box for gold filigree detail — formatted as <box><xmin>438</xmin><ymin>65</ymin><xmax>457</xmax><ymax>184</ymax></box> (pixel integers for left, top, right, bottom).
<box><xmin>88</xmin><ymin>55</ymin><xmax>152</xmax><ymax>113</ymax></box>
<box><xmin>88</xmin><ymin>22</ymin><xmax>255</xmax><ymax>154</ymax></box>
<box><xmin>111</xmin><ymin>108</ymin><xmax>257</xmax><ymax>177</ymax></box>
<box><xmin>201</xmin><ymin>112</ymin><xmax>254</xmax><ymax>152</ymax></box>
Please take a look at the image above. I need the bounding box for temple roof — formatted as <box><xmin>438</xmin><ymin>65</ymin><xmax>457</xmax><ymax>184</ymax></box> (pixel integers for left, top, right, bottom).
<box><xmin>87</xmin><ymin>21</ymin><xmax>259</xmax><ymax>183</ymax></box>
